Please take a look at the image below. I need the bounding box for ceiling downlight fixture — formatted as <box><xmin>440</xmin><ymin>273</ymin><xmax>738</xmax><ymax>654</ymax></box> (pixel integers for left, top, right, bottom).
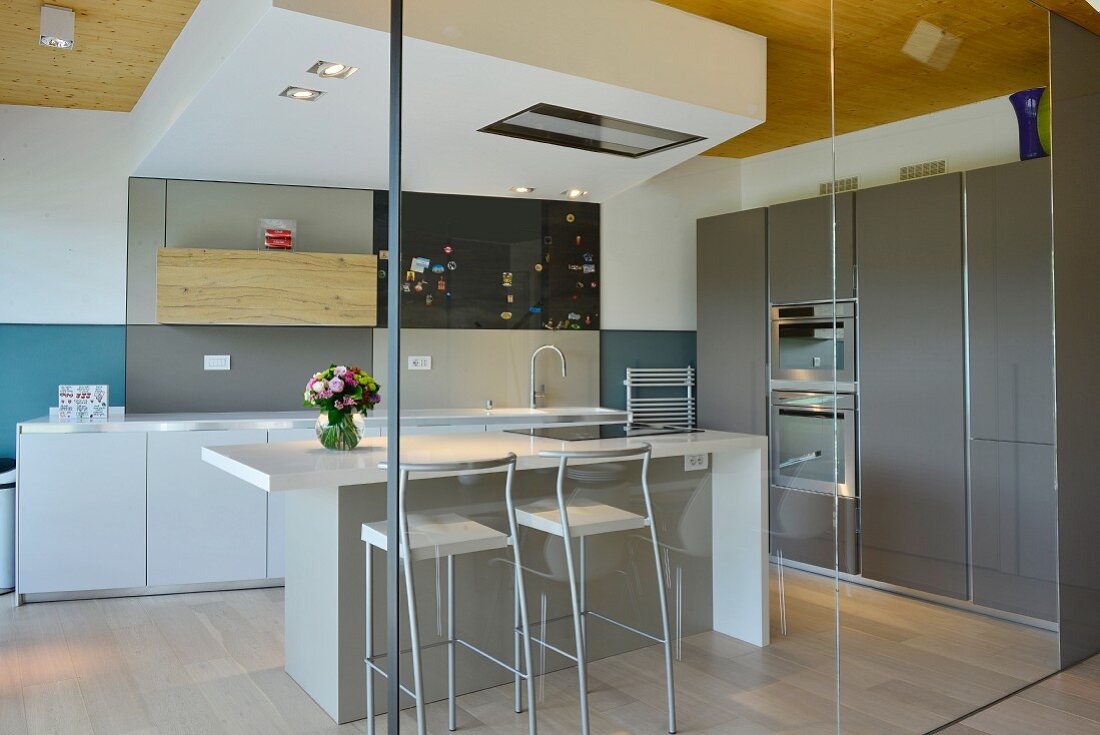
<box><xmin>308</xmin><ymin>61</ymin><xmax>359</xmax><ymax>79</ymax></box>
<box><xmin>562</xmin><ymin>189</ymin><xmax>589</xmax><ymax>200</ymax></box>
<box><xmin>39</xmin><ymin>4</ymin><xmax>75</xmax><ymax>50</ymax></box>
<box><xmin>280</xmin><ymin>86</ymin><xmax>325</xmax><ymax>102</ymax></box>
<box><xmin>509</xmin><ymin>186</ymin><xmax>536</xmax><ymax>194</ymax></box>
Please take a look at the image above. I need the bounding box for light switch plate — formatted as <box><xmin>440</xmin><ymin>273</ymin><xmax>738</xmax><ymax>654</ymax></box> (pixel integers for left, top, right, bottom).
<box><xmin>408</xmin><ymin>356</ymin><xmax>432</xmax><ymax>370</ymax></box>
<box><xmin>203</xmin><ymin>354</ymin><xmax>231</xmax><ymax>371</ymax></box>
<box><xmin>684</xmin><ymin>453</ymin><xmax>709</xmax><ymax>472</ymax></box>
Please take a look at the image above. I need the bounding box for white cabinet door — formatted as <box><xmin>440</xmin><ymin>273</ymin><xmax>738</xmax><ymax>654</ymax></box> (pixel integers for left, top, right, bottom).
<box><xmin>17</xmin><ymin>432</ymin><xmax>147</xmax><ymax>594</ymax></box>
<box><xmin>266</xmin><ymin>428</ymin><xmax>319</xmax><ymax>579</ymax></box>
<box><xmin>147</xmin><ymin>430</ymin><xmax>268</xmax><ymax>586</ymax></box>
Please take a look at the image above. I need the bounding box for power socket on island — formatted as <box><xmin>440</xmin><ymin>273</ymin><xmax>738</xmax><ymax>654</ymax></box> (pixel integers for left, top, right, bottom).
<box><xmin>408</xmin><ymin>356</ymin><xmax>432</xmax><ymax>370</ymax></box>
<box><xmin>684</xmin><ymin>453</ymin><xmax>709</xmax><ymax>472</ymax></box>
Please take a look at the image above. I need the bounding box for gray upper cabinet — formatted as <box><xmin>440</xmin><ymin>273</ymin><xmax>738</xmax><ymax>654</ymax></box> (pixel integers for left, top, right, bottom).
<box><xmin>768</xmin><ymin>192</ymin><xmax>854</xmax><ymax>304</ymax></box>
<box><xmin>857</xmin><ymin>173</ymin><xmax>968</xmax><ymax>600</ymax></box>
<box><xmin>697</xmin><ymin>208</ymin><xmax>767</xmax><ymax>434</ymax></box>
<box><xmin>126</xmin><ymin>178</ymin><xmax>167</xmax><ymax>325</ymax></box>
<box><xmin>966</xmin><ymin>159</ymin><xmax>1055</xmax><ymax>445</ymax></box>
<box><xmin>164</xmin><ymin>180</ymin><xmax>374</xmax><ymax>253</ymax></box>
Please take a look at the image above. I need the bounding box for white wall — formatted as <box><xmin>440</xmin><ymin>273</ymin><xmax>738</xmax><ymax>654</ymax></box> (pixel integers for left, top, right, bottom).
<box><xmin>600</xmin><ymin>156</ymin><xmax>741</xmax><ymax>331</ymax></box>
<box><xmin>0</xmin><ymin>109</ymin><xmax>134</xmax><ymax>324</ymax></box>
<box><xmin>741</xmin><ymin>96</ymin><xmax>1020</xmax><ymax>208</ymax></box>
<box><xmin>0</xmin><ymin>0</ymin><xmax>268</xmax><ymax>325</ymax></box>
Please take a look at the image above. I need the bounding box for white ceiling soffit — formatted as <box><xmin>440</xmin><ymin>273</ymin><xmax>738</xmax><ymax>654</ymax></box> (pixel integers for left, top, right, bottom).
<box><xmin>274</xmin><ymin>0</ymin><xmax>765</xmax><ymax>120</ymax></box>
<box><xmin>136</xmin><ymin>5</ymin><xmax>765</xmax><ymax>201</ymax></box>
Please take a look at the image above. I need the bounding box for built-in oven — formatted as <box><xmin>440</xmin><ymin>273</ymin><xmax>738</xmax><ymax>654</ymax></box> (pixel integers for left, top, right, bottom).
<box><xmin>770</xmin><ymin>301</ymin><xmax>857</xmax><ymax>392</ymax></box>
<box><xmin>769</xmin><ymin>390</ymin><xmax>860</xmax><ymax>574</ymax></box>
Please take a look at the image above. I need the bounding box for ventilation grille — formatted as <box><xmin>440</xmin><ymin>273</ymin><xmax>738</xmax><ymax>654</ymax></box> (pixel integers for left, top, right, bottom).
<box><xmin>819</xmin><ymin>176</ymin><xmax>859</xmax><ymax>196</ymax></box>
<box><xmin>900</xmin><ymin>159</ymin><xmax>948</xmax><ymax>181</ymax></box>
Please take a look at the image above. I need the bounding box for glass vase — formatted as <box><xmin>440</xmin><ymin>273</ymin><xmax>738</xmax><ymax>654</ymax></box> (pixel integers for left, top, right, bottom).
<box><xmin>315</xmin><ymin>412</ymin><xmax>366</xmax><ymax>451</ymax></box>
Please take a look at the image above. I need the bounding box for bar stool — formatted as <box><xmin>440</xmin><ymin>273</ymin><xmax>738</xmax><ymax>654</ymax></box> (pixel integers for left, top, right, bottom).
<box><xmin>362</xmin><ymin>454</ymin><xmax>537</xmax><ymax>735</ymax></box>
<box><xmin>514</xmin><ymin>443</ymin><xmax>676</xmax><ymax>735</ymax></box>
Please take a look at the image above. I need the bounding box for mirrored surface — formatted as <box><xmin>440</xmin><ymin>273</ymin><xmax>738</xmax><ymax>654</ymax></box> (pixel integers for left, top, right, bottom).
<box><xmin>832</xmin><ymin>1</ymin><xmax>1061</xmax><ymax>731</ymax></box>
<box><xmin>382</xmin><ymin>1</ymin><xmax>838</xmax><ymax>732</ymax></box>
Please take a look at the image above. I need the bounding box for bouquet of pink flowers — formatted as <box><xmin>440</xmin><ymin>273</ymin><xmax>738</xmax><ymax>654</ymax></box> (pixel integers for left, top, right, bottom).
<box><xmin>304</xmin><ymin>364</ymin><xmax>380</xmax><ymax>449</ymax></box>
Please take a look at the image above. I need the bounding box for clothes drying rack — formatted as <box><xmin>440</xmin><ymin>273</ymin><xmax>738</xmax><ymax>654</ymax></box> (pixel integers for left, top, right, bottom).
<box><xmin>623</xmin><ymin>367</ymin><xmax>696</xmax><ymax>428</ymax></box>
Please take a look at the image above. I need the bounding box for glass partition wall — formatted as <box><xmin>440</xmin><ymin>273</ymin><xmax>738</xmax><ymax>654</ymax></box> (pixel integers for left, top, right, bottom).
<box><xmin>369</xmin><ymin>1</ymin><xmax>1069</xmax><ymax>732</ymax></box>
<box><xmin>832</xmin><ymin>2</ymin><xmax>1061</xmax><ymax>732</ymax></box>
<box><xmin>376</xmin><ymin>1</ymin><xmax>842</xmax><ymax>732</ymax></box>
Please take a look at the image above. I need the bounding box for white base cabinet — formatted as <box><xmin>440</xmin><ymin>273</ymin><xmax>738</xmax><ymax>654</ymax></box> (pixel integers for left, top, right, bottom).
<box><xmin>16</xmin><ymin>412</ymin><xmax>617</xmax><ymax>599</ymax></box>
<box><xmin>147</xmin><ymin>430</ymin><xmax>268</xmax><ymax>586</ymax></box>
<box><xmin>17</xmin><ymin>433</ymin><xmax>147</xmax><ymax>594</ymax></box>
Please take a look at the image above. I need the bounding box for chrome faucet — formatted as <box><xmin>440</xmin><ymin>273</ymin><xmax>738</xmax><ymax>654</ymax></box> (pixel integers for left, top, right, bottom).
<box><xmin>530</xmin><ymin>344</ymin><xmax>567</xmax><ymax>409</ymax></box>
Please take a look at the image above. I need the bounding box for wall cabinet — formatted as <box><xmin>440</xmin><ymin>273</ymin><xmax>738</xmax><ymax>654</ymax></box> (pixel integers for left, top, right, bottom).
<box><xmin>768</xmin><ymin>192</ymin><xmax>855</xmax><ymax>304</ymax></box>
<box><xmin>17</xmin><ymin>433</ymin><xmax>148</xmax><ymax>594</ymax></box>
<box><xmin>147</xmin><ymin>429</ymin><xmax>269</xmax><ymax>586</ymax></box>
<box><xmin>857</xmin><ymin>173</ymin><xmax>969</xmax><ymax>600</ymax></box>
<box><xmin>696</xmin><ymin>208</ymin><xmax>768</xmax><ymax>434</ymax></box>
<box><xmin>970</xmin><ymin>440</ymin><xmax>1057</xmax><ymax>621</ymax></box>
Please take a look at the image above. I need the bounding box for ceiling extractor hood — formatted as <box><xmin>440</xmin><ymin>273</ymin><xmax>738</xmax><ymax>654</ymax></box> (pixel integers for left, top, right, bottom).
<box><xmin>479</xmin><ymin>102</ymin><xmax>706</xmax><ymax>158</ymax></box>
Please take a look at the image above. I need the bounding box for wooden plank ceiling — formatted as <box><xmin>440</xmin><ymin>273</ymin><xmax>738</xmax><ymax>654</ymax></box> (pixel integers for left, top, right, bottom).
<box><xmin>0</xmin><ymin>0</ymin><xmax>200</xmax><ymax>111</ymax></box>
<box><xmin>658</xmin><ymin>0</ymin><xmax>1098</xmax><ymax>157</ymax></box>
<box><xmin>0</xmin><ymin>0</ymin><xmax>1095</xmax><ymax>155</ymax></box>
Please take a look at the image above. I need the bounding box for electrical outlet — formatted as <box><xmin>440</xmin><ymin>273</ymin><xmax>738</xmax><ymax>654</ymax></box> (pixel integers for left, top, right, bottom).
<box><xmin>408</xmin><ymin>356</ymin><xmax>432</xmax><ymax>370</ymax></box>
<box><xmin>203</xmin><ymin>355</ymin><xmax>231</xmax><ymax>371</ymax></box>
<box><xmin>684</xmin><ymin>453</ymin><xmax>709</xmax><ymax>472</ymax></box>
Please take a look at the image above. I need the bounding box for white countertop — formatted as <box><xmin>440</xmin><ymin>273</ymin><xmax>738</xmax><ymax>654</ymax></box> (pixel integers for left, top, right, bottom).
<box><xmin>202</xmin><ymin>429</ymin><xmax>766</xmax><ymax>492</ymax></box>
<box><xmin>18</xmin><ymin>406</ymin><xmax>629</xmax><ymax>434</ymax></box>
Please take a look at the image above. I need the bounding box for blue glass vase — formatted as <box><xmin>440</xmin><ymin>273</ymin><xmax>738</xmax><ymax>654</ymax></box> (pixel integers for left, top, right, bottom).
<box><xmin>1009</xmin><ymin>87</ymin><xmax>1048</xmax><ymax>161</ymax></box>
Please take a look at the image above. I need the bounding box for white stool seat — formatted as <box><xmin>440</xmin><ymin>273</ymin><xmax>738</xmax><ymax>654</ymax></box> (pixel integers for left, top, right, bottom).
<box><xmin>361</xmin><ymin>513</ymin><xmax>508</xmax><ymax>562</ymax></box>
<box><xmin>515</xmin><ymin>497</ymin><xmax>646</xmax><ymax>538</ymax></box>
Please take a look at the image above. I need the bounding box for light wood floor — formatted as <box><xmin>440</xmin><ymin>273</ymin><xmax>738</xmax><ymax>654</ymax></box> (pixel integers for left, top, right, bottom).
<box><xmin>945</xmin><ymin>655</ymin><xmax>1100</xmax><ymax>735</ymax></box>
<box><xmin>0</xmin><ymin>567</ymin><xmax>1068</xmax><ymax>734</ymax></box>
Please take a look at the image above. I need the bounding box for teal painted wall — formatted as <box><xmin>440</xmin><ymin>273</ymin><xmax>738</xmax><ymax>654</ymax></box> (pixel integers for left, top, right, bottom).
<box><xmin>0</xmin><ymin>325</ymin><xmax>126</xmax><ymax>458</ymax></box>
<box><xmin>600</xmin><ymin>330</ymin><xmax>697</xmax><ymax>411</ymax></box>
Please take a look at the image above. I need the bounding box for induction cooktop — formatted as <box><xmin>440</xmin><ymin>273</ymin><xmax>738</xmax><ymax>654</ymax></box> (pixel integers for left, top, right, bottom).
<box><xmin>504</xmin><ymin>423</ymin><xmax>701</xmax><ymax>442</ymax></box>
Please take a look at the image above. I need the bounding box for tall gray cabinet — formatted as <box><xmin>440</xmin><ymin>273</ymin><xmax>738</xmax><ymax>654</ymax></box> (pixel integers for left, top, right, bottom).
<box><xmin>966</xmin><ymin>158</ymin><xmax>1057</xmax><ymax>621</ymax></box>
<box><xmin>857</xmin><ymin>173</ymin><xmax>969</xmax><ymax>600</ymax></box>
<box><xmin>696</xmin><ymin>209</ymin><xmax>768</xmax><ymax>434</ymax></box>
<box><xmin>768</xmin><ymin>192</ymin><xmax>855</xmax><ymax>303</ymax></box>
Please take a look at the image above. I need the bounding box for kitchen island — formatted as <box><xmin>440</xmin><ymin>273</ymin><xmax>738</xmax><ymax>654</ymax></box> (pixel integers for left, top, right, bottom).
<box><xmin>203</xmin><ymin>428</ymin><xmax>768</xmax><ymax>723</ymax></box>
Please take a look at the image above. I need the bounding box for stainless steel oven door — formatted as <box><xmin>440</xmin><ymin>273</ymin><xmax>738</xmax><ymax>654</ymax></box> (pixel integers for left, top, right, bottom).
<box><xmin>770</xmin><ymin>391</ymin><xmax>857</xmax><ymax>499</ymax></box>
<box><xmin>770</xmin><ymin>301</ymin><xmax>856</xmax><ymax>391</ymax></box>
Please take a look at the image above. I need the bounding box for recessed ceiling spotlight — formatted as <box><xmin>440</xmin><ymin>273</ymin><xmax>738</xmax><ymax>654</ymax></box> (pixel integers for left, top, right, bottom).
<box><xmin>280</xmin><ymin>86</ymin><xmax>325</xmax><ymax>102</ymax></box>
<box><xmin>509</xmin><ymin>186</ymin><xmax>536</xmax><ymax>194</ymax></box>
<box><xmin>308</xmin><ymin>61</ymin><xmax>359</xmax><ymax>79</ymax></box>
<box><xmin>39</xmin><ymin>4</ymin><xmax>75</xmax><ymax>50</ymax></box>
<box><xmin>562</xmin><ymin>189</ymin><xmax>588</xmax><ymax>200</ymax></box>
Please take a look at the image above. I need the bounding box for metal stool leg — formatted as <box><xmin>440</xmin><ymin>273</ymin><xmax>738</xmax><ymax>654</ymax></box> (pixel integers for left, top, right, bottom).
<box><xmin>399</xmin><ymin>470</ymin><xmax>427</xmax><ymax>735</ymax></box>
<box><xmin>365</xmin><ymin>543</ymin><xmax>375</xmax><ymax>735</ymax></box>
<box><xmin>640</xmin><ymin>454</ymin><xmax>677</xmax><ymax>734</ymax></box>
<box><xmin>555</xmin><ymin>457</ymin><xmax>590</xmax><ymax>735</ymax></box>
<box><xmin>447</xmin><ymin>554</ymin><xmax>456</xmax><ymax>731</ymax></box>
<box><xmin>505</xmin><ymin>465</ymin><xmax>537</xmax><ymax>735</ymax></box>
<box><xmin>513</xmin><ymin>574</ymin><xmax>522</xmax><ymax>714</ymax></box>
<box><xmin>579</xmin><ymin>535</ymin><xmax>588</xmax><ymax>659</ymax></box>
